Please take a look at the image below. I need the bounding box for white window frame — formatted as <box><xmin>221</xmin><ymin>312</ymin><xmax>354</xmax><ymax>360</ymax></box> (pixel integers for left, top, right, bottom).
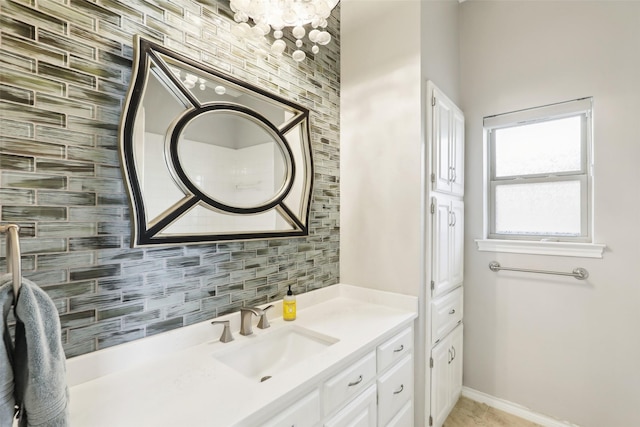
<box><xmin>476</xmin><ymin>98</ymin><xmax>606</xmax><ymax>258</ymax></box>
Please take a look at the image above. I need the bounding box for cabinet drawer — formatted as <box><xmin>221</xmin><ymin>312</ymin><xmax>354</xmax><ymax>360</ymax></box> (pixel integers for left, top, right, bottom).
<box><xmin>262</xmin><ymin>389</ymin><xmax>320</xmax><ymax>427</ymax></box>
<box><xmin>324</xmin><ymin>385</ymin><xmax>376</xmax><ymax>427</ymax></box>
<box><xmin>323</xmin><ymin>351</ymin><xmax>376</xmax><ymax>415</ymax></box>
<box><xmin>385</xmin><ymin>401</ymin><xmax>413</xmax><ymax>427</ymax></box>
<box><xmin>377</xmin><ymin>327</ymin><xmax>413</xmax><ymax>373</ymax></box>
<box><xmin>377</xmin><ymin>355</ymin><xmax>413</xmax><ymax>426</ymax></box>
<box><xmin>432</xmin><ymin>286</ymin><xmax>463</xmax><ymax>345</ymax></box>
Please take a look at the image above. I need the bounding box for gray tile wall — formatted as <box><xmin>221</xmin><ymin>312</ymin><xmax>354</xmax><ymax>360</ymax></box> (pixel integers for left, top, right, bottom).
<box><xmin>0</xmin><ymin>0</ymin><xmax>340</xmax><ymax>358</ymax></box>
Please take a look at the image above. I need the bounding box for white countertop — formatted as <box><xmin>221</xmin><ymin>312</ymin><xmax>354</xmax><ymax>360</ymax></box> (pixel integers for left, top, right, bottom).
<box><xmin>67</xmin><ymin>284</ymin><xmax>418</xmax><ymax>427</ymax></box>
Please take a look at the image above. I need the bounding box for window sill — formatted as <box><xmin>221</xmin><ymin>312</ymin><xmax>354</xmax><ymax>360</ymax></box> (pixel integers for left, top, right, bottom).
<box><xmin>475</xmin><ymin>239</ymin><xmax>606</xmax><ymax>258</ymax></box>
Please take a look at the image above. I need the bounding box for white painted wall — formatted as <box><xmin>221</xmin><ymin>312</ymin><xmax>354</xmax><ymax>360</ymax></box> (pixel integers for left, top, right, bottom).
<box><xmin>341</xmin><ymin>2</ymin><xmax>460</xmax><ymax>426</ymax></box>
<box><xmin>341</xmin><ymin>0</ymin><xmax>423</xmax><ymax>297</ymax></box>
<box><xmin>421</xmin><ymin>0</ymin><xmax>460</xmax><ymax>105</ymax></box>
<box><xmin>460</xmin><ymin>2</ymin><xmax>640</xmax><ymax>426</ymax></box>
<box><xmin>340</xmin><ymin>0</ymin><xmax>460</xmax><ymax>297</ymax></box>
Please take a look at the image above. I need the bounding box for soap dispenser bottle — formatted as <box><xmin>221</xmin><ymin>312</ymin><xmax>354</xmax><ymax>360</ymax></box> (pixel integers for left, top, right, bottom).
<box><xmin>283</xmin><ymin>285</ymin><xmax>296</xmax><ymax>321</ymax></box>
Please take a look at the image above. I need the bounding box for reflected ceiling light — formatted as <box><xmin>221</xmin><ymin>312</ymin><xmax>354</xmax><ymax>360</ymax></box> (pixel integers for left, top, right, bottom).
<box><xmin>230</xmin><ymin>0</ymin><xmax>339</xmax><ymax>62</ymax></box>
<box><xmin>170</xmin><ymin>67</ymin><xmax>207</xmax><ymax>91</ymax></box>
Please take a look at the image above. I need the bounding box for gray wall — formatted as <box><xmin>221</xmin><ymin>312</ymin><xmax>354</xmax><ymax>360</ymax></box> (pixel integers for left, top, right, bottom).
<box><xmin>0</xmin><ymin>0</ymin><xmax>340</xmax><ymax>358</ymax></box>
<box><xmin>460</xmin><ymin>2</ymin><xmax>640</xmax><ymax>426</ymax></box>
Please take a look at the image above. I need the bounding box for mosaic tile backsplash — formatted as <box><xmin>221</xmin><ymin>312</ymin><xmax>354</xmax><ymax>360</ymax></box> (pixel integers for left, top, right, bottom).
<box><xmin>0</xmin><ymin>0</ymin><xmax>340</xmax><ymax>358</ymax></box>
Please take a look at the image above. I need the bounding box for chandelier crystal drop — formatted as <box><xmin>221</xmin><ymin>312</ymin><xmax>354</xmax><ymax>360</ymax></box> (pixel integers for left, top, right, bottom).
<box><xmin>229</xmin><ymin>0</ymin><xmax>339</xmax><ymax>62</ymax></box>
<box><xmin>169</xmin><ymin>67</ymin><xmax>208</xmax><ymax>91</ymax></box>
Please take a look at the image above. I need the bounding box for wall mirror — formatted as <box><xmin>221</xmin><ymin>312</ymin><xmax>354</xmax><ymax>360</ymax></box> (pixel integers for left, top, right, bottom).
<box><xmin>119</xmin><ymin>36</ymin><xmax>313</xmax><ymax>246</ymax></box>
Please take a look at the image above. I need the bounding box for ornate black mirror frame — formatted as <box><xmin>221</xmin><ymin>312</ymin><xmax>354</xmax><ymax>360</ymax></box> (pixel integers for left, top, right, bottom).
<box><xmin>119</xmin><ymin>36</ymin><xmax>313</xmax><ymax>246</ymax></box>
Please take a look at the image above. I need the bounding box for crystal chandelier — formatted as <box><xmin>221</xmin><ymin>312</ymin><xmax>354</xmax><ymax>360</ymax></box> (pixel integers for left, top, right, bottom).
<box><xmin>230</xmin><ymin>0</ymin><xmax>339</xmax><ymax>62</ymax></box>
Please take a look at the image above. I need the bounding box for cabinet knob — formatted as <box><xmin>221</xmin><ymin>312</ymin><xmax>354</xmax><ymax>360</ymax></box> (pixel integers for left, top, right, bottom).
<box><xmin>393</xmin><ymin>384</ymin><xmax>404</xmax><ymax>395</ymax></box>
<box><xmin>393</xmin><ymin>344</ymin><xmax>404</xmax><ymax>353</ymax></box>
<box><xmin>449</xmin><ymin>309</ymin><xmax>456</xmax><ymax>315</ymax></box>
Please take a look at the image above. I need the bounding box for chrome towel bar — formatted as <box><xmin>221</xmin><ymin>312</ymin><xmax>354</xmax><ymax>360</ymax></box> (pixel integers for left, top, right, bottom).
<box><xmin>0</xmin><ymin>224</ymin><xmax>22</xmax><ymax>301</ymax></box>
<box><xmin>489</xmin><ymin>261</ymin><xmax>589</xmax><ymax>280</ymax></box>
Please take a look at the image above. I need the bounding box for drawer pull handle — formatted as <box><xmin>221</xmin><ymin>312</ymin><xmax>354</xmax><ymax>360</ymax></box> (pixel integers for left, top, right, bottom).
<box><xmin>348</xmin><ymin>375</ymin><xmax>363</xmax><ymax>387</ymax></box>
<box><xmin>393</xmin><ymin>344</ymin><xmax>404</xmax><ymax>353</ymax></box>
<box><xmin>449</xmin><ymin>309</ymin><xmax>456</xmax><ymax>314</ymax></box>
<box><xmin>393</xmin><ymin>384</ymin><xmax>404</xmax><ymax>395</ymax></box>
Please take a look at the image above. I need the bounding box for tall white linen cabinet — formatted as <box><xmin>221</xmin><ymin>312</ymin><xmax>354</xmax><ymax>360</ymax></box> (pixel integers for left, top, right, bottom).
<box><xmin>426</xmin><ymin>82</ymin><xmax>465</xmax><ymax>427</ymax></box>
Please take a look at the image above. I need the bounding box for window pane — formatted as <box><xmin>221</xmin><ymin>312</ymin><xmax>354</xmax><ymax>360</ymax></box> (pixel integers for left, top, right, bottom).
<box><xmin>495</xmin><ymin>181</ymin><xmax>581</xmax><ymax>236</ymax></box>
<box><xmin>494</xmin><ymin>116</ymin><xmax>582</xmax><ymax>177</ymax></box>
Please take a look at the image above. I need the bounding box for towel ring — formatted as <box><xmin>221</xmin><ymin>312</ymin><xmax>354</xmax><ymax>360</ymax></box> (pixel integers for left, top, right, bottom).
<box><xmin>0</xmin><ymin>224</ymin><xmax>22</xmax><ymax>302</ymax></box>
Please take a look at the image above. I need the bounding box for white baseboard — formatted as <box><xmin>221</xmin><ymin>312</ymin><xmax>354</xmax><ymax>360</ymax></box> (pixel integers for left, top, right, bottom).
<box><xmin>461</xmin><ymin>387</ymin><xmax>581</xmax><ymax>427</ymax></box>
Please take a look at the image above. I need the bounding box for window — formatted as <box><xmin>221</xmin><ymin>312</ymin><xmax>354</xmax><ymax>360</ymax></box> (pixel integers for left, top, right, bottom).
<box><xmin>484</xmin><ymin>98</ymin><xmax>593</xmax><ymax>243</ymax></box>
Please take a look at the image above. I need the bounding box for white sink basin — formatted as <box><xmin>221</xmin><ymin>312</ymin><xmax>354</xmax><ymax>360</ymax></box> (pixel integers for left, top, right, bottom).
<box><xmin>212</xmin><ymin>325</ymin><xmax>339</xmax><ymax>382</ymax></box>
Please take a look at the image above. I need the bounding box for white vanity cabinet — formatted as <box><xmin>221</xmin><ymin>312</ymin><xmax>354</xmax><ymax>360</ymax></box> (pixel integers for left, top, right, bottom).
<box><xmin>431</xmin><ymin>82</ymin><xmax>465</xmax><ymax>197</ymax></box>
<box><xmin>261</xmin><ymin>326</ymin><xmax>414</xmax><ymax>427</ymax></box>
<box><xmin>323</xmin><ymin>325</ymin><xmax>414</xmax><ymax>427</ymax></box>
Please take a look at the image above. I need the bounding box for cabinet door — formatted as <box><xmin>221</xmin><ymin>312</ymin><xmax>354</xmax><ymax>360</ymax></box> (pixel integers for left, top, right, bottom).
<box><xmin>449</xmin><ymin>325</ymin><xmax>464</xmax><ymax>403</ymax></box>
<box><xmin>432</xmin><ymin>197</ymin><xmax>464</xmax><ymax>297</ymax></box>
<box><xmin>430</xmin><ymin>339</ymin><xmax>452</xmax><ymax>427</ymax></box>
<box><xmin>324</xmin><ymin>385</ymin><xmax>376</xmax><ymax>427</ymax></box>
<box><xmin>450</xmin><ymin>199</ymin><xmax>464</xmax><ymax>289</ymax></box>
<box><xmin>450</xmin><ymin>109</ymin><xmax>465</xmax><ymax>197</ymax></box>
<box><xmin>429</xmin><ymin>82</ymin><xmax>465</xmax><ymax>197</ymax></box>
<box><xmin>433</xmin><ymin>90</ymin><xmax>454</xmax><ymax>194</ymax></box>
<box><xmin>432</xmin><ymin>196</ymin><xmax>453</xmax><ymax>297</ymax></box>
<box><xmin>430</xmin><ymin>324</ymin><xmax>463</xmax><ymax>427</ymax></box>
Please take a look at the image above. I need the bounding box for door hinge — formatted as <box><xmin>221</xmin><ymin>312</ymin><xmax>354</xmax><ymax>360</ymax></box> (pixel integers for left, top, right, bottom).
<box><xmin>430</xmin><ymin>172</ymin><xmax>435</xmax><ymax>183</ymax></box>
<box><xmin>431</xmin><ymin>280</ymin><xmax>435</xmax><ymax>291</ymax></box>
<box><xmin>430</xmin><ymin>202</ymin><xmax>435</xmax><ymax>214</ymax></box>
<box><xmin>430</xmin><ymin>357</ymin><xmax>434</xmax><ymax>368</ymax></box>
<box><xmin>429</xmin><ymin>415</ymin><xmax>433</xmax><ymax>426</ymax></box>
<box><xmin>432</xmin><ymin>96</ymin><xmax>436</xmax><ymax>107</ymax></box>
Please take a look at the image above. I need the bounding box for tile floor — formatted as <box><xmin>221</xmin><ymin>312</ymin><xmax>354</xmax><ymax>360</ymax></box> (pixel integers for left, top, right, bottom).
<box><xmin>444</xmin><ymin>397</ymin><xmax>543</xmax><ymax>427</ymax></box>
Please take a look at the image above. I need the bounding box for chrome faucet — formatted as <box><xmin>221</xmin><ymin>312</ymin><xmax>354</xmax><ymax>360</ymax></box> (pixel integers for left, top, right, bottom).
<box><xmin>240</xmin><ymin>305</ymin><xmax>274</xmax><ymax>336</ymax></box>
